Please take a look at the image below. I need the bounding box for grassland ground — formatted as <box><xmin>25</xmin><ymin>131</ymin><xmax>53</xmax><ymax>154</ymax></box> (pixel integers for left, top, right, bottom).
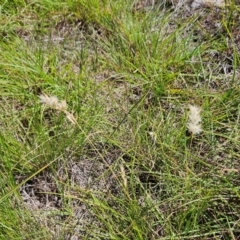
<box><xmin>0</xmin><ymin>0</ymin><xmax>240</xmax><ymax>239</ymax></box>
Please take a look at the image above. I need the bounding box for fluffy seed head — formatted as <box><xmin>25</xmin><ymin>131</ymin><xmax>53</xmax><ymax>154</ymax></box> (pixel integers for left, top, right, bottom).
<box><xmin>39</xmin><ymin>94</ymin><xmax>67</xmax><ymax>111</ymax></box>
<box><xmin>187</xmin><ymin>105</ymin><xmax>202</xmax><ymax>135</ymax></box>
<box><xmin>187</xmin><ymin>122</ymin><xmax>202</xmax><ymax>135</ymax></box>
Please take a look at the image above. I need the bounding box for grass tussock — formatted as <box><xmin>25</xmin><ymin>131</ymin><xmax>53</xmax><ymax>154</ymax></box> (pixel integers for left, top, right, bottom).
<box><xmin>0</xmin><ymin>0</ymin><xmax>240</xmax><ymax>239</ymax></box>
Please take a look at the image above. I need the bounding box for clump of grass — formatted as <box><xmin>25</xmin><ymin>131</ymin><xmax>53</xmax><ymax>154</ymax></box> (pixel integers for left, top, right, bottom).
<box><xmin>0</xmin><ymin>0</ymin><xmax>240</xmax><ymax>239</ymax></box>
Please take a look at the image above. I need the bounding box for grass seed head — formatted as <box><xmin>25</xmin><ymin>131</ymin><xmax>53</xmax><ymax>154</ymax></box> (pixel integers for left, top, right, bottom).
<box><xmin>39</xmin><ymin>94</ymin><xmax>76</xmax><ymax>124</ymax></box>
<box><xmin>187</xmin><ymin>105</ymin><xmax>202</xmax><ymax>135</ymax></box>
<box><xmin>39</xmin><ymin>94</ymin><xmax>68</xmax><ymax>111</ymax></box>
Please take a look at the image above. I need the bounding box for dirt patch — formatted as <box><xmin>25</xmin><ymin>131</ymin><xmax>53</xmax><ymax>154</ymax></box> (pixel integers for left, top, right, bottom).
<box><xmin>16</xmin><ymin>144</ymin><xmax>125</xmax><ymax>238</ymax></box>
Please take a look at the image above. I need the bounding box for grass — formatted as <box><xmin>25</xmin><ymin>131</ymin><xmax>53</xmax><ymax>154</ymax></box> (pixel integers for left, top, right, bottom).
<box><xmin>0</xmin><ymin>0</ymin><xmax>240</xmax><ymax>239</ymax></box>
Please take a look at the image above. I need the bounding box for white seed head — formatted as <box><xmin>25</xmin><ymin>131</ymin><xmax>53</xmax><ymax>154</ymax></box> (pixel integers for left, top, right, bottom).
<box><xmin>187</xmin><ymin>122</ymin><xmax>202</xmax><ymax>135</ymax></box>
<box><xmin>39</xmin><ymin>94</ymin><xmax>58</xmax><ymax>108</ymax></box>
<box><xmin>188</xmin><ymin>105</ymin><xmax>201</xmax><ymax>124</ymax></box>
<box><xmin>187</xmin><ymin>105</ymin><xmax>202</xmax><ymax>135</ymax></box>
<box><xmin>57</xmin><ymin>100</ymin><xmax>67</xmax><ymax>111</ymax></box>
<box><xmin>39</xmin><ymin>94</ymin><xmax>76</xmax><ymax>125</ymax></box>
<box><xmin>39</xmin><ymin>94</ymin><xmax>67</xmax><ymax>111</ymax></box>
